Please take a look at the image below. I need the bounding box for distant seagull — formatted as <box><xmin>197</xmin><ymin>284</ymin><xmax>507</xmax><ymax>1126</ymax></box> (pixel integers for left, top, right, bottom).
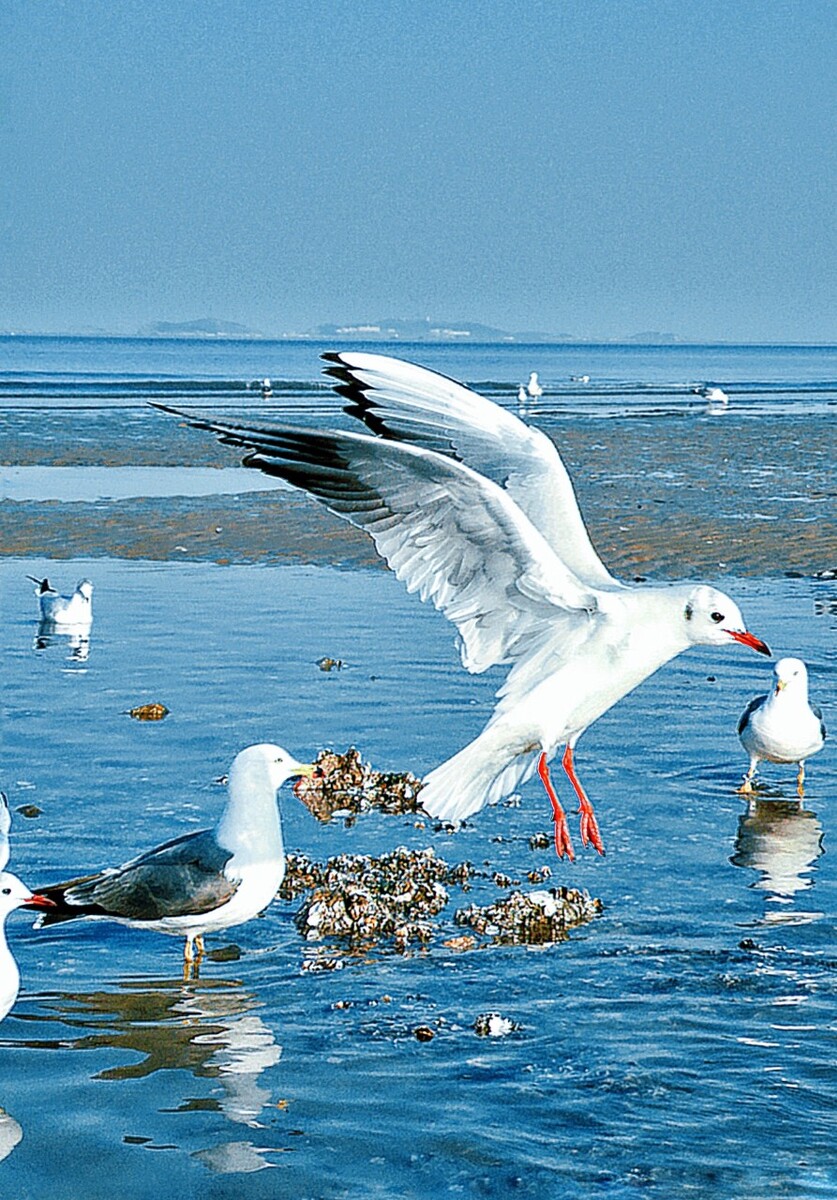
<box><xmin>526</xmin><ymin>371</ymin><xmax>543</xmax><ymax>398</ymax></box>
<box><xmin>517</xmin><ymin>384</ymin><xmax>528</xmax><ymax>404</ymax></box>
<box><xmin>0</xmin><ymin>794</ymin><xmax>55</xmax><ymax>1022</ymax></box>
<box><xmin>570</xmin><ymin>374</ymin><xmax>590</xmax><ymax>384</ymax></box>
<box><xmin>154</xmin><ymin>352</ymin><xmax>771</xmax><ymax>860</ymax></box>
<box><xmin>34</xmin><ymin>744</ymin><xmax>315</xmax><ymax>968</ymax></box>
<box><xmin>738</xmin><ymin>658</ymin><xmax>826</xmax><ymax>797</ymax></box>
<box><xmin>694</xmin><ymin>384</ymin><xmax>729</xmax><ymax>406</ymax></box>
<box><xmin>27</xmin><ymin>576</ymin><xmax>93</xmax><ymax>626</ymax></box>
<box><xmin>261</xmin><ymin>378</ymin><xmax>273</xmax><ymax>398</ymax></box>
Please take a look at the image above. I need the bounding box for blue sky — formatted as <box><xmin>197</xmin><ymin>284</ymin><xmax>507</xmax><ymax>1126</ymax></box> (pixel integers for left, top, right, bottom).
<box><xmin>2</xmin><ymin>0</ymin><xmax>835</xmax><ymax>340</ymax></box>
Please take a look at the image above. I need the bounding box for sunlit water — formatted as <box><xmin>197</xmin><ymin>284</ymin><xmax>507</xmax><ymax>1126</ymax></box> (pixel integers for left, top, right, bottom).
<box><xmin>1</xmin><ymin>558</ymin><xmax>835</xmax><ymax>1199</ymax></box>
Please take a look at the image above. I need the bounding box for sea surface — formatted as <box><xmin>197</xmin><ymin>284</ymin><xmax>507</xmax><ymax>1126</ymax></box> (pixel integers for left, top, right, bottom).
<box><xmin>1</xmin><ymin>337</ymin><xmax>836</xmax><ymax>1198</ymax></box>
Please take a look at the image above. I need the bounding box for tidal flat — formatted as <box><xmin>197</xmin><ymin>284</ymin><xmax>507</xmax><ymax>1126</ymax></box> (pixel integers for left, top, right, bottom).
<box><xmin>1</xmin><ymin>339</ymin><xmax>836</xmax><ymax>1197</ymax></box>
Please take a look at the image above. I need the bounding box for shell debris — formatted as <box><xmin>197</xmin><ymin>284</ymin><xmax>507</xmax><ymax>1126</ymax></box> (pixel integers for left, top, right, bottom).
<box><xmin>281</xmin><ymin>846</ymin><xmax>473</xmax><ymax>952</ymax></box>
<box><xmin>294</xmin><ymin>747</ymin><xmax>424</xmax><ymax>820</ymax></box>
<box><xmin>126</xmin><ymin>702</ymin><xmax>170</xmax><ymax>721</ymax></box>
<box><xmin>455</xmin><ymin>887</ymin><xmax>602</xmax><ymax>946</ymax></box>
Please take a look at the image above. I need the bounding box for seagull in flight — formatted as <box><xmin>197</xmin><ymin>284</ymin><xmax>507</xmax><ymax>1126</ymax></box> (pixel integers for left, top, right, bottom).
<box><xmin>28</xmin><ymin>576</ymin><xmax>93</xmax><ymax>626</ymax></box>
<box><xmin>154</xmin><ymin>353</ymin><xmax>770</xmax><ymax>859</ymax></box>
<box><xmin>738</xmin><ymin>657</ymin><xmax>826</xmax><ymax>797</ymax></box>
<box><xmin>33</xmin><ymin>744</ymin><xmax>314</xmax><ymax>968</ymax></box>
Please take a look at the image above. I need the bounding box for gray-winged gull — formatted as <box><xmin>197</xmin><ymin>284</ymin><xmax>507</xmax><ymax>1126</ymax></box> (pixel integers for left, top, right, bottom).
<box><xmin>33</xmin><ymin>744</ymin><xmax>314</xmax><ymax>965</ymax></box>
<box><xmin>738</xmin><ymin>657</ymin><xmax>826</xmax><ymax>797</ymax></box>
<box><xmin>154</xmin><ymin>353</ymin><xmax>771</xmax><ymax>860</ymax></box>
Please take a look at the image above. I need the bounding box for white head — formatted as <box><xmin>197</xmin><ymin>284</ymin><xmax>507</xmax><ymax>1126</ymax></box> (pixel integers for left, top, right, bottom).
<box><xmin>682</xmin><ymin>586</ymin><xmax>771</xmax><ymax>656</ymax></box>
<box><xmin>0</xmin><ymin>872</ymin><xmax>54</xmax><ymax>919</ymax></box>
<box><xmin>76</xmin><ymin>580</ymin><xmax>94</xmax><ymax>600</ymax></box>
<box><xmin>774</xmin><ymin>657</ymin><xmax>808</xmax><ymax>694</ymax></box>
<box><xmin>228</xmin><ymin>743</ymin><xmax>315</xmax><ymax>794</ymax></box>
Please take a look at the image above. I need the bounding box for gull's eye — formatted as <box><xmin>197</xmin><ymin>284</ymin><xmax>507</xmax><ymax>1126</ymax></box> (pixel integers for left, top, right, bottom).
<box><xmin>1</xmin><ymin>887</ymin><xmax>11</xmax><ymax>896</ymax></box>
<box><xmin>710</xmin><ymin>611</ymin><xmax>724</xmax><ymax>624</ymax></box>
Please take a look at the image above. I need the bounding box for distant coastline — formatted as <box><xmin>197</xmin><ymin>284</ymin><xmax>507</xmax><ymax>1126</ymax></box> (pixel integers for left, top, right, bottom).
<box><xmin>1</xmin><ymin>321</ymin><xmax>834</xmax><ymax>348</ymax></box>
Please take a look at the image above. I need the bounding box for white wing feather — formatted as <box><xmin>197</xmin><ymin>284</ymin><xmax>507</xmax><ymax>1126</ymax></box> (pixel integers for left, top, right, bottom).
<box><xmin>325</xmin><ymin>351</ymin><xmax>622</xmax><ymax>592</ymax></box>
<box><xmin>164</xmin><ymin>412</ymin><xmax>599</xmax><ymax>674</ymax></box>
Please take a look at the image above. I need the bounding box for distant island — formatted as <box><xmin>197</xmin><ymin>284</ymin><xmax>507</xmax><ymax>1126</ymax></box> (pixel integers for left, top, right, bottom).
<box><xmin>133</xmin><ymin>315</ymin><xmax>686</xmax><ymax>344</ymax></box>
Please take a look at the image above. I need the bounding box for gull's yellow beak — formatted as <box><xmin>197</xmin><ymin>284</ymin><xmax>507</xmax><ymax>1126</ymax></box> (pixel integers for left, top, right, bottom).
<box><xmin>775</xmin><ymin>679</ymin><xmax>787</xmax><ymax>694</ymax></box>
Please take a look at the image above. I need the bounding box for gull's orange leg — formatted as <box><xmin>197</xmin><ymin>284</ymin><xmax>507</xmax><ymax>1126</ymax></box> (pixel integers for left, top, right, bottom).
<box><xmin>561</xmin><ymin>745</ymin><xmax>605</xmax><ymax>856</ymax></box>
<box><xmin>537</xmin><ymin>752</ymin><xmax>575</xmax><ymax>861</ymax></box>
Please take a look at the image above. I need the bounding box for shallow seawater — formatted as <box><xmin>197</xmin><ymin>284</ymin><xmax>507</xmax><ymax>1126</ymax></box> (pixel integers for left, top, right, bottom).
<box><xmin>1</xmin><ymin>558</ymin><xmax>836</xmax><ymax>1199</ymax></box>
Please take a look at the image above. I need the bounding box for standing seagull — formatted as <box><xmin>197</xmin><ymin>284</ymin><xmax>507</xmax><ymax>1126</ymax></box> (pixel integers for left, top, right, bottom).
<box><xmin>33</xmin><ymin>744</ymin><xmax>314</xmax><ymax>967</ymax></box>
<box><xmin>154</xmin><ymin>353</ymin><xmax>770</xmax><ymax>860</ymax></box>
<box><xmin>738</xmin><ymin>658</ymin><xmax>826</xmax><ymax>797</ymax></box>
<box><xmin>526</xmin><ymin>371</ymin><xmax>543</xmax><ymax>398</ymax></box>
<box><xmin>28</xmin><ymin>576</ymin><xmax>93</xmax><ymax>626</ymax></box>
<box><xmin>0</xmin><ymin>794</ymin><xmax>55</xmax><ymax>1022</ymax></box>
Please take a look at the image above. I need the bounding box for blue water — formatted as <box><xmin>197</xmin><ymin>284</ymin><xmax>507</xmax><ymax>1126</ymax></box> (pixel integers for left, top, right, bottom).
<box><xmin>2</xmin><ymin>334</ymin><xmax>836</xmax><ymax>419</ymax></box>
<box><xmin>1</xmin><ymin>560</ymin><xmax>835</xmax><ymax>1199</ymax></box>
<box><xmin>1</xmin><ymin>337</ymin><xmax>836</xmax><ymax>1197</ymax></box>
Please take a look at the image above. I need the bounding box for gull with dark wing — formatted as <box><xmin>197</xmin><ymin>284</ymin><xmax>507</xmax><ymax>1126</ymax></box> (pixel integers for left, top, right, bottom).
<box><xmin>27</xmin><ymin>576</ymin><xmax>94</xmax><ymax>626</ymax></box>
<box><xmin>33</xmin><ymin>744</ymin><xmax>314</xmax><ymax>968</ymax></box>
<box><xmin>0</xmin><ymin>793</ymin><xmax>55</xmax><ymax>1022</ymax></box>
<box><xmin>155</xmin><ymin>353</ymin><xmax>770</xmax><ymax>859</ymax></box>
<box><xmin>738</xmin><ymin>657</ymin><xmax>826</xmax><ymax>797</ymax></box>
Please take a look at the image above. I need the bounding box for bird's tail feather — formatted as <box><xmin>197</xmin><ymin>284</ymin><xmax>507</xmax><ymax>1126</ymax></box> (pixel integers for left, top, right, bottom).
<box><xmin>420</xmin><ymin>732</ymin><xmax>538</xmax><ymax>824</ymax></box>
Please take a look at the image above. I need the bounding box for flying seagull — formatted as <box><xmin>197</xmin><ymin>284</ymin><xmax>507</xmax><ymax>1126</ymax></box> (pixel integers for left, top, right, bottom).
<box><xmin>738</xmin><ymin>657</ymin><xmax>826</xmax><ymax>797</ymax></box>
<box><xmin>0</xmin><ymin>793</ymin><xmax>55</xmax><ymax>1022</ymax></box>
<box><xmin>33</xmin><ymin>744</ymin><xmax>314</xmax><ymax>966</ymax></box>
<box><xmin>27</xmin><ymin>576</ymin><xmax>94</xmax><ymax>626</ymax></box>
<box><xmin>154</xmin><ymin>353</ymin><xmax>770</xmax><ymax>859</ymax></box>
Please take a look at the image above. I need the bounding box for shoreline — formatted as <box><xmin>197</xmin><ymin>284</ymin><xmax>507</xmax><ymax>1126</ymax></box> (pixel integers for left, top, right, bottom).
<box><xmin>1</xmin><ymin>412</ymin><xmax>834</xmax><ymax>578</ymax></box>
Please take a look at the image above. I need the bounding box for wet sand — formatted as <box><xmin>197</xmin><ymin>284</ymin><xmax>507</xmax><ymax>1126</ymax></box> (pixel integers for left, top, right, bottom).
<box><xmin>1</xmin><ymin>411</ymin><xmax>835</xmax><ymax>577</ymax></box>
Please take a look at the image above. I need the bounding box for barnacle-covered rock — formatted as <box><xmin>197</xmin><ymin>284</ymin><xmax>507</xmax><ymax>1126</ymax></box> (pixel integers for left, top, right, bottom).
<box><xmin>294</xmin><ymin>747</ymin><xmax>424</xmax><ymax>820</ymax></box>
<box><xmin>288</xmin><ymin>846</ymin><xmax>473</xmax><ymax>951</ymax></box>
<box><xmin>126</xmin><ymin>702</ymin><xmax>170</xmax><ymax>721</ymax></box>
<box><xmin>454</xmin><ymin>887</ymin><xmax>602</xmax><ymax>945</ymax></box>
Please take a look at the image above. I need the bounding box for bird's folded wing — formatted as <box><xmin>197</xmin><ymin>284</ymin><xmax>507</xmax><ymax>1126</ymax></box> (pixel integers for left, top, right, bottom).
<box><xmin>155</xmin><ymin>408</ymin><xmax>599</xmax><ymax>673</ymax></box>
<box><xmin>0</xmin><ymin>793</ymin><xmax>10</xmax><ymax>872</ymax></box>
<box><xmin>324</xmin><ymin>351</ymin><xmax>621</xmax><ymax>592</ymax></box>
<box><xmin>737</xmin><ymin>694</ymin><xmax>767</xmax><ymax>736</ymax></box>
<box><xmin>49</xmin><ymin>831</ymin><xmax>237</xmax><ymax>921</ymax></box>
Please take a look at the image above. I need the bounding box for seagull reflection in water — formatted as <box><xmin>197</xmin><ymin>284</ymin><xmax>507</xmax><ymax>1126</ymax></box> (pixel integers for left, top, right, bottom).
<box><xmin>32</xmin><ymin>622</ymin><xmax>91</xmax><ymax>662</ymax></box>
<box><xmin>17</xmin><ymin>977</ymin><xmax>289</xmax><ymax>1171</ymax></box>
<box><xmin>731</xmin><ymin>798</ymin><xmax>824</xmax><ymax>916</ymax></box>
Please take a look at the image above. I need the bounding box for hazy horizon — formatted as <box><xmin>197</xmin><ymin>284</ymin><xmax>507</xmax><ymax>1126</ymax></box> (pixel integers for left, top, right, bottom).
<box><xmin>3</xmin><ymin>2</ymin><xmax>835</xmax><ymax>343</ymax></box>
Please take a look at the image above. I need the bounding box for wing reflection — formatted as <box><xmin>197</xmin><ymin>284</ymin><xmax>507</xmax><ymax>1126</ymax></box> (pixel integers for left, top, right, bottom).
<box><xmin>731</xmin><ymin>799</ymin><xmax>824</xmax><ymax>904</ymax></box>
<box><xmin>33</xmin><ymin>620</ymin><xmax>91</xmax><ymax>662</ymax></box>
<box><xmin>0</xmin><ymin>1107</ymin><xmax>23</xmax><ymax>1163</ymax></box>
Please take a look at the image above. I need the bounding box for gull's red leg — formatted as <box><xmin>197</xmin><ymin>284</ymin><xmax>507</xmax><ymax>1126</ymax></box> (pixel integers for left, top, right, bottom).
<box><xmin>537</xmin><ymin>752</ymin><xmax>575</xmax><ymax>861</ymax></box>
<box><xmin>561</xmin><ymin>745</ymin><xmax>605</xmax><ymax>856</ymax></box>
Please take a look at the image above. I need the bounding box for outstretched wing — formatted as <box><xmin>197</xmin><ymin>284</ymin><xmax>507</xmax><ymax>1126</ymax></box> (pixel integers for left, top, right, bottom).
<box><xmin>0</xmin><ymin>793</ymin><xmax>10</xmax><ymax>872</ymax></box>
<box><xmin>324</xmin><ymin>351</ymin><xmax>621</xmax><ymax>592</ymax></box>
<box><xmin>155</xmin><ymin>407</ymin><xmax>600</xmax><ymax>674</ymax></box>
<box><xmin>38</xmin><ymin>830</ymin><xmax>237</xmax><ymax>923</ymax></box>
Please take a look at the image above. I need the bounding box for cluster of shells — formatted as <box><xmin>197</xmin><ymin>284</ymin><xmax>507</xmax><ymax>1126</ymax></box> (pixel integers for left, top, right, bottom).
<box><xmin>294</xmin><ymin>747</ymin><xmax>424</xmax><ymax>821</ymax></box>
<box><xmin>284</xmin><ymin>748</ymin><xmax>603</xmax><ymax>955</ymax></box>
<box><xmin>454</xmin><ymin>887</ymin><xmax>603</xmax><ymax>946</ymax></box>
<box><xmin>281</xmin><ymin>846</ymin><xmax>472</xmax><ymax>952</ymax></box>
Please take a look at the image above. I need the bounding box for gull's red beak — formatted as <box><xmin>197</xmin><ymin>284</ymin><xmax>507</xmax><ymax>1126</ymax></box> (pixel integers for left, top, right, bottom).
<box><xmin>727</xmin><ymin>629</ymin><xmax>772</xmax><ymax>657</ymax></box>
<box><xmin>25</xmin><ymin>893</ymin><xmax>56</xmax><ymax>909</ymax></box>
